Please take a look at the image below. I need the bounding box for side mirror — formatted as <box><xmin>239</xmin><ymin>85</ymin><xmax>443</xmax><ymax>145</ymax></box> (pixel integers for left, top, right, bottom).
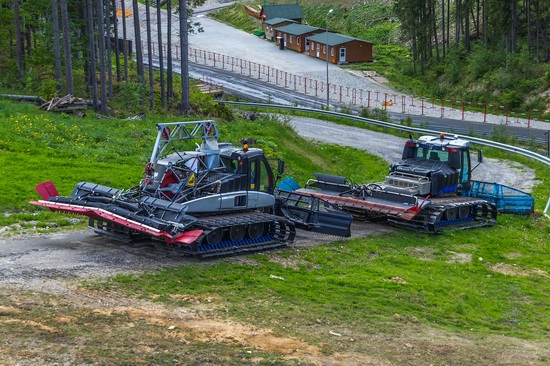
<box><xmin>277</xmin><ymin>159</ymin><xmax>285</xmax><ymax>176</ymax></box>
<box><xmin>477</xmin><ymin>150</ymin><xmax>483</xmax><ymax>163</ymax></box>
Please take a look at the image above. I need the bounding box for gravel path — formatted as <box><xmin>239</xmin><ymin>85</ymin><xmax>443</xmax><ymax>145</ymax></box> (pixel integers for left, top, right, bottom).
<box><xmin>287</xmin><ymin>116</ymin><xmax>539</xmax><ymax>192</ymax></box>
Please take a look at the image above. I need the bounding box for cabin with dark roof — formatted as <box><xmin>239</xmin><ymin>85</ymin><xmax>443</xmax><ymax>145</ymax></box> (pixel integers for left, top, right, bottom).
<box><xmin>263</xmin><ymin>17</ymin><xmax>297</xmax><ymax>42</ymax></box>
<box><xmin>306</xmin><ymin>33</ymin><xmax>374</xmax><ymax>64</ymax></box>
<box><xmin>275</xmin><ymin>24</ymin><xmax>324</xmax><ymax>53</ymax></box>
<box><xmin>260</xmin><ymin>4</ymin><xmax>303</xmax><ymax>23</ymax></box>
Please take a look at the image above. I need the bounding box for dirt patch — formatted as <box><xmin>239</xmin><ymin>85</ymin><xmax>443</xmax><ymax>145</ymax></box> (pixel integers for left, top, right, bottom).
<box><xmin>447</xmin><ymin>251</ymin><xmax>472</xmax><ymax>264</ymax></box>
<box><xmin>487</xmin><ymin>262</ymin><xmax>549</xmax><ymax>278</ymax></box>
<box><xmin>1</xmin><ymin>230</ymin><xmax>550</xmax><ymax>365</ymax></box>
<box><xmin>407</xmin><ymin>246</ymin><xmax>435</xmax><ymax>261</ymax></box>
<box><xmin>505</xmin><ymin>251</ymin><xmax>523</xmax><ymax>259</ymax></box>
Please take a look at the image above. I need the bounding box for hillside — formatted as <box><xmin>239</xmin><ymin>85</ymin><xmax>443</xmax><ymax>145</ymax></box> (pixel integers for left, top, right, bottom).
<box><xmin>213</xmin><ymin>0</ymin><xmax>550</xmax><ymax>118</ymax></box>
<box><xmin>1</xmin><ymin>98</ymin><xmax>550</xmax><ymax>365</ymax></box>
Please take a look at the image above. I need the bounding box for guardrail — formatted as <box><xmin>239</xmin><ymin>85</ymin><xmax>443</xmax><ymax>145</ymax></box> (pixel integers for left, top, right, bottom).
<box><xmin>220</xmin><ymin>101</ymin><xmax>550</xmax><ymax>167</ymax></box>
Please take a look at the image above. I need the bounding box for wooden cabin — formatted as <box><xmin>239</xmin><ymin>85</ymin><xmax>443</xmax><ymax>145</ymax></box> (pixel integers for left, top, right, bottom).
<box><xmin>260</xmin><ymin>4</ymin><xmax>303</xmax><ymax>23</ymax></box>
<box><xmin>306</xmin><ymin>33</ymin><xmax>374</xmax><ymax>64</ymax></box>
<box><xmin>263</xmin><ymin>18</ymin><xmax>297</xmax><ymax>42</ymax></box>
<box><xmin>274</xmin><ymin>24</ymin><xmax>324</xmax><ymax>53</ymax></box>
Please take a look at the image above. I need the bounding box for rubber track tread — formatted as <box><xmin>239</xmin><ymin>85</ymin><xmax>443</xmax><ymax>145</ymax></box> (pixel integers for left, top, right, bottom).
<box><xmin>188</xmin><ymin>212</ymin><xmax>296</xmax><ymax>257</ymax></box>
<box><xmin>388</xmin><ymin>197</ymin><xmax>497</xmax><ymax>233</ymax></box>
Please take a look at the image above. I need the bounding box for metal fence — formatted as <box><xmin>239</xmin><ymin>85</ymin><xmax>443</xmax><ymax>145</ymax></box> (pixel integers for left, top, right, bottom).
<box><xmin>142</xmin><ymin>41</ymin><xmax>550</xmax><ymax>128</ymax></box>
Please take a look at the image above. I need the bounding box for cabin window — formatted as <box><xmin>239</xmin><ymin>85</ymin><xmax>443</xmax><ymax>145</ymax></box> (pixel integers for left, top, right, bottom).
<box><xmin>290</xmin><ymin>35</ymin><xmax>294</xmax><ymax>44</ymax></box>
<box><xmin>331</xmin><ymin>47</ymin><xmax>334</xmax><ymax>56</ymax></box>
<box><xmin>297</xmin><ymin>37</ymin><xmax>300</xmax><ymax>45</ymax></box>
<box><xmin>323</xmin><ymin>45</ymin><xmax>327</xmax><ymax>54</ymax></box>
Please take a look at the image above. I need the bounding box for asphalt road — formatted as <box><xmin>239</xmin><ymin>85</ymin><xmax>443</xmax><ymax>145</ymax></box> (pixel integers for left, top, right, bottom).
<box><xmin>149</xmin><ymin>58</ymin><xmax>550</xmax><ymax>146</ymax></box>
<box><xmin>189</xmin><ymin>61</ymin><xmax>549</xmax><ymax>145</ymax></box>
<box><xmin>126</xmin><ymin>0</ymin><xmax>549</xmax><ymax>145</ymax></box>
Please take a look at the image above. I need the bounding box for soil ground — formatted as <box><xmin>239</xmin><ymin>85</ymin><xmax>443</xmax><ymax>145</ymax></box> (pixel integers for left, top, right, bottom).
<box><xmin>2</xmin><ymin>222</ymin><xmax>549</xmax><ymax>365</ymax></box>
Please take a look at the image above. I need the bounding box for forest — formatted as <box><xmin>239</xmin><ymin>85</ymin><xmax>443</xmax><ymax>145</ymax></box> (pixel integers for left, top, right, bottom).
<box><xmin>0</xmin><ymin>0</ymin><xmax>206</xmax><ymax>116</ymax></box>
<box><xmin>0</xmin><ymin>0</ymin><xmax>549</xmax><ymax>117</ymax></box>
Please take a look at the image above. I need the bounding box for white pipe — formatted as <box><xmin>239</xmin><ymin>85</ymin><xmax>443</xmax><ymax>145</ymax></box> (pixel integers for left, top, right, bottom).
<box><xmin>544</xmin><ymin>197</ymin><xmax>550</xmax><ymax>218</ymax></box>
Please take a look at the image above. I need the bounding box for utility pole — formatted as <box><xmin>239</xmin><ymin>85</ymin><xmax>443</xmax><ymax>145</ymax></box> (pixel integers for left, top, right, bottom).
<box><xmin>180</xmin><ymin>0</ymin><xmax>190</xmax><ymax>112</ymax></box>
<box><xmin>325</xmin><ymin>8</ymin><xmax>333</xmax><ymax>109</ymax></box>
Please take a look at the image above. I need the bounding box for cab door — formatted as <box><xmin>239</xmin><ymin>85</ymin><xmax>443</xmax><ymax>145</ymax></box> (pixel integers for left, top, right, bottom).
<box><xmin>248</xmin><ymin>156</ymin><xmax>274</xmax><ymax>194</ymax></box>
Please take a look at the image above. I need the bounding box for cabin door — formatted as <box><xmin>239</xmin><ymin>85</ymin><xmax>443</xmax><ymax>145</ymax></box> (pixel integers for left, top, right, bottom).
<box><xmin>339</xmin><ymin>48</ymin><xmax>346</xmax><ymax>62</ymax></box>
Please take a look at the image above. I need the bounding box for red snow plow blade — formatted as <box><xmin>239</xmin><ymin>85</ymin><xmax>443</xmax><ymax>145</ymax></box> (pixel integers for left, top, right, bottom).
<box><xmin>29</xmin><ymin>200</ymin><xmax>203</xmax><ymax>244</ymax></box>
<box><xmin>30</xmin><ymin>181</ymin><xmax>203</xmax><ymax>245</ymax></box>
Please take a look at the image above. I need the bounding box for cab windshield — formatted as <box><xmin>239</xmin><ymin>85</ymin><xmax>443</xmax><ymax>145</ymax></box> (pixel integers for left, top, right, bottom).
<box><xmin>417</xmin><ymin>148</ymin><xmax>449</xmax><ymax>162</ymax></box>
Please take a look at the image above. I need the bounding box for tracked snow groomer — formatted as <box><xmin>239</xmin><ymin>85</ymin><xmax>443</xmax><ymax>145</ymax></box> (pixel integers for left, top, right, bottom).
<box><xmin>31</xmin><ymin>121</ymin><xmax>353</xmax><ymax>256</ymax></box>
<box><xmin>278</xmin><ymin>133</ymin><xmax>533</xmax><ymax>233</ymax></box>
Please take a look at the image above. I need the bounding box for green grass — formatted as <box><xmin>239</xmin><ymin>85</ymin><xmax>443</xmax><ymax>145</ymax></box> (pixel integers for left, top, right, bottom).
<box><xmin>96</xmin><ymin>213</ymin><xmax>550</xmax><ymax>341</ymax></box>
<box><xmin>2</xmin><ymin>96</ymin><xmax>549</xmax><ymax>348</ymax></box>
<box><xmin>0</xmin><ymin>99</ymin><xmax>387</xmax><ymax>227</ymax></box>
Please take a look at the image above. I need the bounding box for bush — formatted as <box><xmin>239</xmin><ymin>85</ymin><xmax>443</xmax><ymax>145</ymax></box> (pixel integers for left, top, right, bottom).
<box><xmin>113</xmin><ymin>82</ymin><xmax>148</xmax><ymax>114</ymax></box>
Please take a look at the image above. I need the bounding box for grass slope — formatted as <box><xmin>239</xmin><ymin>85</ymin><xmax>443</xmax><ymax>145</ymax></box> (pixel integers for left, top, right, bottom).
<box><xmin>1</xmin><ymin>99</ymin><xmax>549</xmax><ymax>363</ymax></box>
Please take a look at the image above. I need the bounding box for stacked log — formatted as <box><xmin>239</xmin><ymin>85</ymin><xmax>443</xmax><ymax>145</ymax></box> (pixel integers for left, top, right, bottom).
<box><xmin>40</xmin><ymin>94</ymin><xmax>88</xmax><ymax>112</ymax></box>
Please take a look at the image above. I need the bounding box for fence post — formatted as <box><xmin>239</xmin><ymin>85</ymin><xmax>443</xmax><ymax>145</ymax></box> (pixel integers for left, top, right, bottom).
<box><xmin>367</xmin><ymin>90</ymin><xmax>371</xmax><ymax>108</ymax></box>
<box><xmin>315</xmin><ymin>80</ymin><xmax>318</xmax><ymax>97</ymax></box>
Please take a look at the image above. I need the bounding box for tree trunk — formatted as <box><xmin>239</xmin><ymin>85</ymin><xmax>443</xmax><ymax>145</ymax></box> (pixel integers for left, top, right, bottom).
<box><xmin>60</xmin><ymin>0</ymin><xmax>73</xmax><ymax>94</ymax></box>
<box><xmin>13</xmin><ymin>0</ymin><xmax>25</xmax><ymax>81</ymax></box>
<box><xmin>105</xmin><ymin>0</ymin><xmax>113</xmax><ymax>98</ymax></box>
<box><xmin>121</xmin><ymin>0</ymin><xmax>129</xmax><ymax>82</ymax></box>
<box><xmin>432</xmin><ymin>0</ymin><xmax>440</xmax><ymax>62</ymax></box>
<box><xmin>455</xmin><ymin>0</ymin><xmax>461</xmax><ymax>48</ymax></box>
<box><xmin>464</xmin><ymin>0</ymin><xmax>471</xmax><ymax>53</ymax></box>
<box><xmin>112</xmin><ymin>0</ymin><xmax>121</xmax><ymax>82</ymax></box>
<box><xmin>87</xmin><ymin>0</ymin><xmax>98</xmax><ymax>110</ymax></box>
<box><xmin>510</xmin><ymin>1</ymin><xmax>517</xmax><ymax>53</ymax></box>
<box><xmin>145</xmin><ymin>0</ymin><xmax>154</xmax><ymax>109</ymax></box>
<box><xmin>52</xmin><ymin>0</ymin><xmax>63</xmax><ymax>92</ymax></box>
<box><xmin>97</xmin><ymin>0</ymin><xmax>108</xmax><ymax>113</ymax></box>
<box><xmin>25</xmin><ymin>23</ymin><xmax>32</xmax><ymax>57</ymax></box>
<box><xmin>441</xmin><ymin>0</ymin><xmax>445</xmax><ymax>58</ymax></box>
<box><xmin>167</xmin><ymin>0</ymin><xmax>173</xmax><ymax>103</ymax></box>
<box><xmin>132</xmin><ymin>0</ymin><xmax>144</xmax><ymax>82</ymax></box>
<box><xmin>179</xmin><ymin>0</ymin><xmax>189</xmax><ymax>112</ymax></box>
<box><xmin>157</xmin><ymin>0</ymin><xmax>165</xmax><ymax>108</ymax></box>
<box><xmin>447</xmin><ymin>0</ymin><xmax>450</xmax><ymax>50</ymax></box>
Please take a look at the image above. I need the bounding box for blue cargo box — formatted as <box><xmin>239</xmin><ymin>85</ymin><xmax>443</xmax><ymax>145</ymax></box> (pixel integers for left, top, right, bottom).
<box><xmin>466</xmin><ymin>181</ymin><xmax>534</xmax><ymax>214</ymax></box>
